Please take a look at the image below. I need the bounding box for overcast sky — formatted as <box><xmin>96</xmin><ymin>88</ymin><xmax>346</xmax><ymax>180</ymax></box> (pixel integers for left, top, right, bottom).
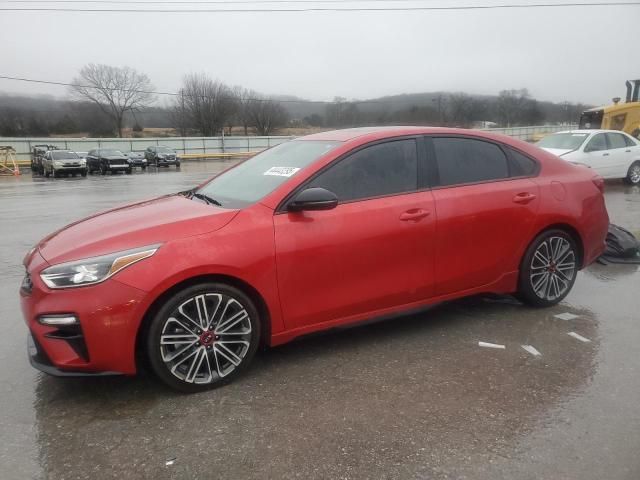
<box><xmin>1</xmin><ymin>0</ymin><xmax>639</xmax><ymax>106</ymax></box>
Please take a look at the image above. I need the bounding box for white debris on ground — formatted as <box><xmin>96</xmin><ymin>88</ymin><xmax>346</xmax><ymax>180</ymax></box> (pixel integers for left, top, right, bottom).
<box><xmin>521</xmin><ymin>345</ymin><xmax>542</xmax><ymax>356</ymax></box>
<box><xmin>478</xmin><ymin>341</ymin><xmax>506</xmax><ymax>349</ymax></box>
<box><xmin>554</xmin><ymin>312</ymin><xmax>580</xmax><ymax>321</ymax></box>
<box><xmin>567</xmin><ymin>332</ymin><xmax>591</xmax><ymax>343</ymax></box>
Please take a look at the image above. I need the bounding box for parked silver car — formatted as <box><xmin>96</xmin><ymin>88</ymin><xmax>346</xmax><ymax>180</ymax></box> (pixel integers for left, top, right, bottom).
<box><xmin>42</xmin><ymin>150</ymin><xmax>88</xmax><ymax>178</ymax></box>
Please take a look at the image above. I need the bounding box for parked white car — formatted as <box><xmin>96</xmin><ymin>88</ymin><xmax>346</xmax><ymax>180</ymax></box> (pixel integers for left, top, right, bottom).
<box><xmin>537</xmin><ymin>129</ymin><xmax>640</xmax><ymax>184</ymax></box>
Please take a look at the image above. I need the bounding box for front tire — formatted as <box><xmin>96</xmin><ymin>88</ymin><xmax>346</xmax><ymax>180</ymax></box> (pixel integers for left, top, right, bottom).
<box><xmin>624</xmin><ymin>161</ymin><xmax>640</xmax><ymax>185</ymax></box>
<box><xmin>100</xmin><ymin>164</ymin><xmax>107</xmax><ymax>175</ymax></box>
<box><xmin>517</xmin><ymin>229</ymin><xmax>578</xmax><ymax>307</ymax></box>
<box><xmin>146</xmin><ymin>283</ymin><xmax>261</xmax><ymax>393</ymax></box>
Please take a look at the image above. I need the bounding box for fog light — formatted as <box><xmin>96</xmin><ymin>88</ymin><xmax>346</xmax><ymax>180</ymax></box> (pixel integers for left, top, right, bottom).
<box><xmin>38</xmin><ymin>314</ymin><xmax>78</xmax><ymax>326</ymax></box>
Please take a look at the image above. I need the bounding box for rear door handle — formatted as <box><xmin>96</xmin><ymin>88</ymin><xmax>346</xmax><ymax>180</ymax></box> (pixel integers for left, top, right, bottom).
<box><xmin>626</xmin><ymin>150</ymin><xmax>631</xmax><ymax>153</ymax></box>
<box><xmin>513</xmin><ymin>192</ymin><xmax>537</xmax><ymax>204</ymax></box>
<box><xmin>602</xmin><ymin>153</ymin><xmax>610</xmax><ymax>156</ymax></box>
<box><xmin>399</xmin><ymin>209</ymin><xmax>430</xmax><ymax>221</ymax></box>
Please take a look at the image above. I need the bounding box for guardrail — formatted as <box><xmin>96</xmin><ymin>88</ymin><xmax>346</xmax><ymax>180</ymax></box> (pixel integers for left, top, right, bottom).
<box><xmin>1</xmin><ymin>125</ymin><xmax>577</xmax><ymax>164</ymax></box>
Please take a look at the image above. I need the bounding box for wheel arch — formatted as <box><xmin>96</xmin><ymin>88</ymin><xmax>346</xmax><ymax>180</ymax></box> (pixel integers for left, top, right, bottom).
<box><xmin>528</xmin><ymin>223</ymin><xmax>585</xmax><ymax>268</ymax></box>
<box><xmin>134</xmin><ymin>273</ymin><xmax>272</xmax><ymax>367</ymax></box>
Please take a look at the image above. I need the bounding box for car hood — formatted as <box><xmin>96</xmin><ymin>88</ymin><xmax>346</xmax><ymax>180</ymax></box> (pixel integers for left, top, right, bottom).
<box><xmin>37</xmin><ymin>195</ymin><xmax>239</xmax><ymax>265</ymax></box>
<box><xmin>104</xmin><ymin>155</ymin><xmax>128</xmax><ymax>161</ymax></box>
<box><xmin>540</xmin><ymin>147</ymin><xmax>575</xmax><ymax>157</ymax></box>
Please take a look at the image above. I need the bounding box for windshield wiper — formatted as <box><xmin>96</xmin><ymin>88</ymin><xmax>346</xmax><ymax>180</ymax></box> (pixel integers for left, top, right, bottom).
<box><xmin>191</xmin><ymin>192</ymin><xmax>223</xmax><ymax>207</ymax></box>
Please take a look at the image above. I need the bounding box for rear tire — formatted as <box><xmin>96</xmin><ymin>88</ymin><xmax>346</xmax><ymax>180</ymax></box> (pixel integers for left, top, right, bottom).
<box><xmin>517</xmin><ymin>229</ymin><xmax>578</xmax><ymax>307</ymax></box>
<box><xmin>624</xmin><ymin>161</ymin><xmax>640</xmax><ymax>185</ymax></box>
<box><xmin>146</xmin><ymin>282</ymin><xmax>261</xmax><ymax>393</ymax></box>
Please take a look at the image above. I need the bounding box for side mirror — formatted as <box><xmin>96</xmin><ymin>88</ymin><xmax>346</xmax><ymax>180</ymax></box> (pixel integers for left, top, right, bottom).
<box><xmin>288</xmin><ymin>187</ymin><xmax>338</xmax><ymax>212</ymax></box>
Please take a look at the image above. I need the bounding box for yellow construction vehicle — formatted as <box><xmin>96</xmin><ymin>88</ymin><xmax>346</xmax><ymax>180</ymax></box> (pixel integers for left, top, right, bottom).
<box><xmin>579</xmin><ymin>79</ymin><xmax>640</xmax><ymax>139</ymax></box>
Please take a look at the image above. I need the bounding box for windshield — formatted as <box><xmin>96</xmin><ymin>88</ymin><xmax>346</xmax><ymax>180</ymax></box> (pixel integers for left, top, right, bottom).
<box><xmin>52</xmin><ymin>151</ymin><xmax>79</xmax><ymax>160</ymax></box>
<box><xmin>196</xmin><ymin>140</ymin><xmax>340</xmax><ymax>208</ymax></box>
<box><xmin>537</xmin><ymin>133</ymin><xmax>589</xmax><ymax>151</ymax></box>
<box><xmin>157</xmin><ymin>147</ymin><xmax>174</xmax><ymax>153</ymax></box>
<box><xmin>100</xmin><ymin>149</ymin><xmax>123</xmax><ymax>156</ymax></box>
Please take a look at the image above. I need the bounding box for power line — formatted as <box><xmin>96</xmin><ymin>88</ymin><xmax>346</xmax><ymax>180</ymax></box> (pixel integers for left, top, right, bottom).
<box><xmin>1</xmin><ymin>1</ymin><xmax>638</xmax><ymax>12</ymax></box>
<box><xmin>0</xmin><ymin>74</ymin><xmax>396</xmax><ymax>106</ymax></box>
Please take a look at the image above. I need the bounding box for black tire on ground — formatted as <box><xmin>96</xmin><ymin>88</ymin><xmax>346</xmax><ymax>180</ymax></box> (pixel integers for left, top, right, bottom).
<box><xmin>100</xmin><ymin>164</ymin><xmax>107</xmax><ymax>175</ymax></box>
<box><xmin>624</xmin><ymin>161</ymin><xmax>640</xmax><ymax>185</ymax></box>
<box><xmin>146</xmin><ymin>282</ymin><xmax>261</xmax><ymax>393</ymax></box>
<box><xmin>81</xmin><ymin>170</ymin><xmax>87</xmax><ymax>177</ymax></box>
<box><xmin>142</xmin><ymin>165</ymin><xmax>147</xmax><ymax>170</ymax></box>
<box><xmin>176</xmin><ymin>163</ymin><xmax>181</xmax><ymax>170</ymax></box>
<box><xmin>517</xmin><ymin>229</ymin><xmax>579</xmax><ymax>308</ymax></box>
<box><xmin>126</xmin><ymin>168</ymin><xmax>132</xmax><ymax>174</ymax></box>
<box><xmin>44</xmin><ymin>168</ymin><xmax>50</xmax><ymax>178</ymax></box>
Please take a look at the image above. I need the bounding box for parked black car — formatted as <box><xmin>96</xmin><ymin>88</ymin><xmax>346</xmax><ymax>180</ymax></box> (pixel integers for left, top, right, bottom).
<box><xmin>86</xmin><ymin>149</ymin><xmax>132</xmax><ymax>175</ymax></box>
<box><xmin>144</xmin><ymin>146</ymin><xmax>180</xmax><ymax>168</ymax></box>
<box><xmin>124</xmin><ymin>151</ymin><xmax>148</xmax><ymax>170</ymax></box>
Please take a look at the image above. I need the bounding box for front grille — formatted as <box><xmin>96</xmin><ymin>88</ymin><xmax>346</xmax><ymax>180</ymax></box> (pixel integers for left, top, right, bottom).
<box><xmin>21</xmin><ymin>272</ymin><xmax>33</xmax><ymax>294</ymax></box>
<box><xmin>62</xmin><ymin>163</ymin><xmax>81</xmax><ymax>167</ymax></box>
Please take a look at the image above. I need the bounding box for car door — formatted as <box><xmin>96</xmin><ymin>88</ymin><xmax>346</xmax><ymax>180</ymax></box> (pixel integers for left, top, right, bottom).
<box><xmin>87</xmin><ymin>150</ymin><xmax>96</xmax><ymax>170</ymax></box>
<box><xmin>582</xmin><ymin>133</ymin><xmax>616</xmax><ymax>178</ymax></box>
<box><xmin>428</xmin><ymin>136</ymin><xmax>541</xmax><ymax>296</ymax></box>
<box><xmin>606</xmin><ymin>132</ymin><xmax>635</xmax><ymax>178</ymax></box>
<box><xmin>273</xmin><ymin>138</ymin><xmax>436</xmax><ymax>330</ymax></box>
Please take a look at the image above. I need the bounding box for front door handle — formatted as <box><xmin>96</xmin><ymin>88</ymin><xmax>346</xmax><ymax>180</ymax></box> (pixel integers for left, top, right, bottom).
<box><xmin>399</xmin><ymin>209</ymin><xmax>430</xmax><ymax>221</ymax></box>
<box><xmin>602</xmin><ymin>153</ymin><xmax>610</xmax><ymax>156</ymax></box>
<box><xmin>513</xmin><ymin>192</ymin><xmax>537</xmax><ymax>204</ymax></box>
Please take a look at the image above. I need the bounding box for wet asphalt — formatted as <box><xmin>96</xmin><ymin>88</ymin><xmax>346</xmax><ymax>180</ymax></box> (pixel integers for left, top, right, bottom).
<box><xmin>0</xmin><ymin>163</ymin><xmax>639</xmax><ymax>480</ymax></box>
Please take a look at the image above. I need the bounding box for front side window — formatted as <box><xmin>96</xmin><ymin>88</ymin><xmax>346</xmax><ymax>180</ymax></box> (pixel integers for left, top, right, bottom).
<box><xmin>197</xmin><ymin>140</ymin><xmax>339</xmax><ymax>208</ymax></box>
<box><xmin>433</xmin><ymin>137</ymin><xmax>508</xmax><ymax>186</ymax></box>
<box><xmin>307</xmin><ymin>139</ymin><xmax>418</xmax><ymax>202</ymax></box>
<box><xmin>585</xmin><ymin>134</ymin><xmax>607</xmax><ymax>152</ymax></box>
<box><xmin>606</xmin><ymin>133</ymin><xmax>628</xmax><ymax>149</ymax></box>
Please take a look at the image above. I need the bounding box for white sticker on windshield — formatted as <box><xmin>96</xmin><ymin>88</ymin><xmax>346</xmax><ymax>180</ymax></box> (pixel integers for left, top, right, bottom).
<box><xmin>263</xmin><ymin>166</ymin><xmax>300</xmax><ymax>177</ymax></box>
<box><xmin>572</xmin><ymin>134</ymin><xmax>588</xmax><ymax>137</ymax></box>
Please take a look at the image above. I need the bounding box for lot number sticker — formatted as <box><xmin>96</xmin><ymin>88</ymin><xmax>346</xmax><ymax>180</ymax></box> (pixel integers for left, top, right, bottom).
<box><xmin>263</xmin><ymin>166</ymin><xmax>301</xmax><ymax>177</ymax></box>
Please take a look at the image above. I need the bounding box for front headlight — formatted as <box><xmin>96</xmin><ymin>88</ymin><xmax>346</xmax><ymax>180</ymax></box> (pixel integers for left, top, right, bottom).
<box><xmin>40</xmin><ymin>244</ymin><xmax>160</xmax><ymax>289</ymax></box>
<box><xmin>79</xmin><ymin>159</ymin><xmax>86</xmax><ymax>165</ymax></box>
<box><xmin>53</xmin><ymin>161</ymin><xmax>63</xmax><ymax>166</ymax></box>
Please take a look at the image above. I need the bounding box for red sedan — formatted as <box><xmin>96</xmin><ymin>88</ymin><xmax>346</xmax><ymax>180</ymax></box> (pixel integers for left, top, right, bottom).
<box><xmin>20</xmin><ymin>127</ymin><xmax>609</xmax><ymax>391</ymax></box>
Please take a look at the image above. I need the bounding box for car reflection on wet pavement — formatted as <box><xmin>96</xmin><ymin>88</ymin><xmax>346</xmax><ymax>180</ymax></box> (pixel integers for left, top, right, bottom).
<box><xmin>0</xmin><ymin>164</ymin><xmax>638</xmax><ymax>479</ymax></box>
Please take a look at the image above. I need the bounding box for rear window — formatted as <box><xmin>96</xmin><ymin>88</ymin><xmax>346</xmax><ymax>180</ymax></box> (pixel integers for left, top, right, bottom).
<box><xmin>433</xmin><ymin>137</ymin><xmax>509</xmax><ymax>186</ymax></box>
<box><xmin>537</xmin><ymin>133</ymin><xmax>588</xmax><ymax>150</ymax></box>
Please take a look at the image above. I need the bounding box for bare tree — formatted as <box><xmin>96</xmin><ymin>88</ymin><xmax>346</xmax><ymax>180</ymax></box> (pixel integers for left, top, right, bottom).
<box><xmin>179</xmin><ymin>73</ymin><xmax>237</xmax><ymax>136</ymax></box>
<box><xmin>232</xmin><ymin>86</ymin><xmax>256</xmax><ymax>136</ymax></box>
<box><xmin>169</xmin><ymin>90</ymin><xmax>191</xmax><ymax>136</ymax></box>
<box><xmin>70</xmin><ymin>64</ymin><xmax>154</xmax><ymax>137</ymax></box>
<box><xmin>246</xmin><ymin>96</ymin><xmax>288</xmax><ymax>135</ymax></box>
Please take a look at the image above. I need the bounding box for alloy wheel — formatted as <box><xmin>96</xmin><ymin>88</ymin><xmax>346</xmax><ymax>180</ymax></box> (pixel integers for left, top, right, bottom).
<box><xmin>629</xmin><ymin>164</ymin><xmax>640</xmax><ymax>184</ymax></box>
<box><xmin>159</xmin><ymin>293</ymin><xmax>252</xmax><ymax>384</ymax></box>
<box><xmin>529</xmin><ymin>236</ymin><xmax>576</xmax><ymax>301</ymax></box>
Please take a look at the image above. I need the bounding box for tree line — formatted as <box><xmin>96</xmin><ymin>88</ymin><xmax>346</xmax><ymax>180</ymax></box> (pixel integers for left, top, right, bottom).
<box><xmin>0</xmin><ymin>63</ymin><xmax>589</xmax><ymax>138</ymax></box>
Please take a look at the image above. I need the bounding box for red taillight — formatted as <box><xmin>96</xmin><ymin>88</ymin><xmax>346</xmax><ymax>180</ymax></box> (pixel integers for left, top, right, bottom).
<box><xmin>592</xmin><ymin>175</ymin><xmax>605</xmax><ymax>194</ymax></box>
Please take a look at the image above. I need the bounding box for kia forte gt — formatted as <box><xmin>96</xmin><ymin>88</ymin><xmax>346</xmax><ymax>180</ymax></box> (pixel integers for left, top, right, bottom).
<box><xmin>20</xmin><ymin>127</ymin><xmax>609</xmax><ymax>392</ymax></box>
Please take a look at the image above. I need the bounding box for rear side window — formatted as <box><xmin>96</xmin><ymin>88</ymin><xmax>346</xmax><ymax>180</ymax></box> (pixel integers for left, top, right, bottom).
<box><xmin>508</xmin><ymin>148</ymin><xmax>538</xmax><ymax>176</ymax></box>
<box><xmin>607</xmin><ymin>133</ymin><xmax>628</xmax><ymax>149</ymax></box>
<box><xmin>308</xmin><ymin>139</ymin><xmax>418</xmax><ymax>202</ymax></box>
<box><xmin>624</xmin><ymin>135</ymin><xmax>637</xmax><ymax>147</ymax></box>
<box><xmin>433</xmin><ymin>137</ymin><xmax>508</xmax><ymax>186</ymax></box>
<box><xmin>586</xmin><ymin>133</ymin><xmax>607</xmax><ymax>152</ymax></box>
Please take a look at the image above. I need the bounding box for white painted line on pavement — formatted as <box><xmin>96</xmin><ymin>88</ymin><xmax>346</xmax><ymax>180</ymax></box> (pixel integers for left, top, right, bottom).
<box><xmin>554</xmin><ymin>312</ymin><xmax>580</xmax><ymax>321</ymax></box>
<box><xmin>478</xmin><ymin>341</ymin><xmax>506</xmax><ymax>349</ymax></box>
<box><xmin>521</xmin><ymin>345</ymin><xmax>542</xmax><ymax>356</ymax></box>
<box><xmin>567</xmin><ymin>332</ymin><xmax>591</xmax><ymax>343</ymax></box>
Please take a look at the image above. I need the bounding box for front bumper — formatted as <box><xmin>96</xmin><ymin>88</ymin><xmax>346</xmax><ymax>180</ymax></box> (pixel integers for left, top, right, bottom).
<box><xmin>53</xmin><ymin>166</ymin><xmax>87</xmax><ymax>173</ymax></box>
<box><xmin>21</xmin><ymin>253</ymin><xmax>149</xmax><ymax>375</ymax></box>
<box><xmin>107</xmin><ymin>164</ymin><xmax>130</xmax><ymax>170</ymax></box>
<box><xmin>27</xmin><ymin>334</ymin><xmax>121</xmax><ymax>377</ymax></box>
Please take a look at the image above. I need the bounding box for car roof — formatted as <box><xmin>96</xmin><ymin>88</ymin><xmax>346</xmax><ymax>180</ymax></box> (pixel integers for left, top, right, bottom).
<box><xmin>553</xmin><ymin>129</ymin><xmax>628</xmax><ymax>135</ymax></box>
<box><xmin>299</xmin><ymin>126</ymin><xmax>507</xmax><ymax>142</ymax></box>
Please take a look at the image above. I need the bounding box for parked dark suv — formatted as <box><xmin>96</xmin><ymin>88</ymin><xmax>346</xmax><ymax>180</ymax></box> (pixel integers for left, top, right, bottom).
<box><xmin>86</xmin><ymin>149</ymin><xmax>132</xmax><ymax>175</ymax></box>
<box><xmin>144</xmin><ymin>146</ymin><xmax>180</xmax><ymax>168</ymax></box>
